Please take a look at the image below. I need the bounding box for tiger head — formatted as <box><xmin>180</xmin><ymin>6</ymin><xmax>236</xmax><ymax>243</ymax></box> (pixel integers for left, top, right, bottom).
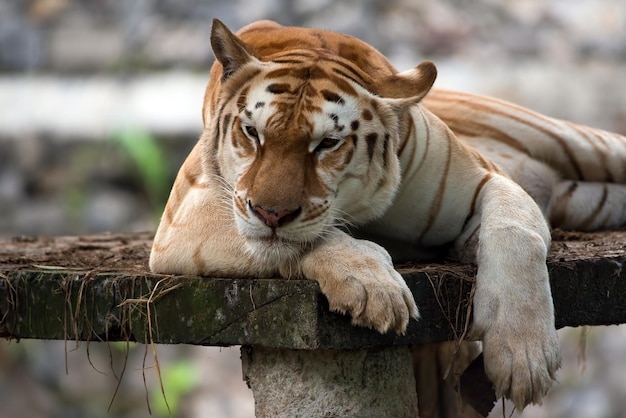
<box><xmin>203</xmin><ymin>20</ymin><xmax>437</xmax><ymax>263</ymax></box>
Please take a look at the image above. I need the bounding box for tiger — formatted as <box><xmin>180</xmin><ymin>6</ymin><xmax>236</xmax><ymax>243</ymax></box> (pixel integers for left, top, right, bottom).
<box><xmin>149</xmin><ymin>19</ymin><xmax>626</xmax><ymax>412</ymax></box>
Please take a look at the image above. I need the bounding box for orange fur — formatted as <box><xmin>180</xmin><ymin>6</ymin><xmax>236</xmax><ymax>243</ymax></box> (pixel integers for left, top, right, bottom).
<box><xmin>151</xmin><ymin>19</ymin><xmax>626</xmax><ymax>412</ymax></box>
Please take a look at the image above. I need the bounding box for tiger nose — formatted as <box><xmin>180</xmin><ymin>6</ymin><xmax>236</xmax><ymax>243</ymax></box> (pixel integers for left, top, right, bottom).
<box><xmin>250</xmin><ymin>203</ymin><xmax>302</xmax><ymax>229</ymax></box>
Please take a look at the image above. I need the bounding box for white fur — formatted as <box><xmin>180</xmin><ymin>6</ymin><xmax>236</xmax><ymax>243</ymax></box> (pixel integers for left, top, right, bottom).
<box><xmin>151</xmin><ymin>23</ymin><xmax>626</xmax><ymax>412</ymax></box>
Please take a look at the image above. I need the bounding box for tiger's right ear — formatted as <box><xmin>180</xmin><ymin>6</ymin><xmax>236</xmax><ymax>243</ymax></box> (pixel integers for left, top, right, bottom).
<box><xmin>210</xmin><ymin>19</ymin><xmax>257</xmax><ymax>81</ymax></box>
<box><xmin>377</xmin><ymin>61</ymin><xmax>438</xmax><ymax>108</ymax></box>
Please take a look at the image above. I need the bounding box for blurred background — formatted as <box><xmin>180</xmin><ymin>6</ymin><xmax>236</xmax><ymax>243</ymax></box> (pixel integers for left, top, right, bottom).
<box><xmin>1</xmin><ymin>0</ymin><xmax>626</xmax><ymax>417</ymax></box>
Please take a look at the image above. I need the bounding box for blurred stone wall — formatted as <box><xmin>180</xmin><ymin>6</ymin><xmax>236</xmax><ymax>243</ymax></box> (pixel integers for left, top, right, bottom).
<box><xmin>3</xmin><ymin>0</ymin><xmax>626</xmax><ymax>74</ymax></box>
<box><xmin>2</xmin><ymin>0</ymin><xmax>626</xmax><ymax>132</ymax></box>
<box><xmin>1</xmin><ymin>0</ymin><xmax>626</xmax><ymax>237</ymax></box>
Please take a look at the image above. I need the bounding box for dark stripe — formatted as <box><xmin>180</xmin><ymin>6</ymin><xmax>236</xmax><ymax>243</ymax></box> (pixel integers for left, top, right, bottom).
<box><xmin>321</xmin><ymin>89</ymin><xmax>345</xmax><ymax>105</ymax></box>
<box><xmin>404</xmin><ymin>110</ymin><xmax>430</xmax><ymax>181</ymax></box>
<box><xmin>215</xmin><ymin>112</ymin><xmax>221</xmax><ymax>139</ymax></box>
<box><xmin>579</xmin><ymin>184</ymin><xmax>608</xmax><ymax>230</ymax></box>
<box><xmin>163</xmin><ymin>197</ymin><xmax>174</xmax><ymax>225</ymax></box>
<box><xmin>312</xmin><ymin>31</ymin><xmax>329</xmax><ymax>49</ymax></box>
<box><xmin>349</xmin><ymin>134</ymin><xmax>358</xmax><ymax>148</ymax></box>
<box><xmin>323</xmin><ymin>56</ymin><xmax>370</xmax><ymax>86</ymax></box>
<box><xmin>550</xmin><ymin>182</ymin><xmax>578</xmax><ymax>228</ymax></box>
<box><xmin>398</xmin><ymin>114</ymin><xmax>413</xmax><ymax>155</ymax></box>
<box><xmin>271</xmin><ymin>59</ymin><xmax>305</xmax><ymax>64</ymax></box>
<box><xmin>331</xmin><ymin>67</ymin><xmax>366</xmax><ymax>91</ymax></box>
<box><xmin>447</xmin><ymin>119</ymin><xmax>530</xmax><ymax>154</ymax></box>
<box><xmin>270</xmin><ymin>51</ymin><xmax>318</xmax><ymax>60</ymax></box>
<box><xmin>223</xmin><ymin>113</ymin><xmax>232</xmax><ymax>137</ymax></box>
<box><xmin>231</xmin><ymin>118</ymin><xmax>255</xmax><ymax>153</ymax></box>
<box><xmin>328</xmin><ymin>113</ymin><xmax>344</xmax><ymax>131</ymax></box>
<box><xmin>419</xmin><ymin>129</ymin><xmax>452</xmax><ymax>242</ymax></box>
<box><xmin>258</xmin><ymin>40</ymin><xmax>303</xmax><ymax>54</ymax></box>
<box><xmin>341</xmin><ymin>142</ymin><xmax>355</xmax><ymax>168</ymax></box>
<box><xmin>265</xmin><ymin>68</ymin><xmax>298</xmax><ymax>79</ymax></box>
<box><xmin>461</xmin><ymin>173</ymin><xmax>492</xmax><ymax>231</ymax></box>
<box><xmin>237</xmin><ymin>86</ymin><xmax>250</xmax><ymax>110</ymax></box>
<box><xmin>445</xmin><ymin>95</ymin><xmax>584</xmax><ymax>179</ymax></box>
<box><xmin>572</xmin><ymin>123</ymin><xmax>614</xmax><ymax>182</ymax></box>
<box><xmin>382</xmin><ymin>133</ymin><xmax>391</xmax><ymax>169</ymax></box>
<box><xmin>472</xmin><ymin>148</ymin><xmax>501</xmax><ymax>174</ymax></box>
<box><xmin>307</xmin><ymin>66</ymin><xmax>328</xmax><ymax>79</ymax></box>
<box><xmin>513</xmin><ymin>116</ymin><xmax>585</xmax><ymax>180</ymax></box>
<box><xmin>328</xmin><ymin>74</ymin><xmax>358</xmax><ymax>96</ymax></box>
<box><xmin>267</xmin><ymin>83</ymin><xmax>291</xmax><ymax>94</ymax></box>
<box><xmin>184</xmin><ymin>172</ymin><xmax>208</xmax><ymax>190</ymax></box>
<box><xmin>213</xmin><ymin>102</ymin><xmax>229</xmax><ymax>170</ymax></box>
<box><xmin>430</xmin><ymin>90</ymin><xmax>560</xmax><ymax>128</ymax></box>
<box><xmin>378</xmin><ymin>133</ymin><xmax>393</xmax><ymax>189</ymax></box>
<box><xmin>192</xmin><ymin>246</ymin><xmax>208</xmax><ymax>276</ymax></box>
<box><xmin>365</xmin><ymin>133</ymin><xmax>378</xmax><ymax>161</ymax></box>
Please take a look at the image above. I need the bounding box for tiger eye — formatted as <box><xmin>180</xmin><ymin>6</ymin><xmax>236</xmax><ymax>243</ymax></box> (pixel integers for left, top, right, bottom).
<box><xmin>316</xmin><ymin>137</ymin><xmax>341</xmax><ymax>152</ymax></box>
<box><xmin>245</xmin><ymin>125</ymin><xmax>259</xmax><ymax>139</ymax></box>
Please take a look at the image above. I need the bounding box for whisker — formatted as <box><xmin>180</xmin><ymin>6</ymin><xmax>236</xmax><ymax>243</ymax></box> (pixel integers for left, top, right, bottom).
<box><xmin>328</xmin><ymin>203</ymin><xmax>358</xmax><ymax>228</ymax></box>
<box><xmin>201</xmin><ymin>173</ymin><xmax>238</xmax><ymax>218</ymax></box>
<box><xmin>334</xmin><ymin>108</ymin><xmax>361</xmax><ymax>119</ymax></box>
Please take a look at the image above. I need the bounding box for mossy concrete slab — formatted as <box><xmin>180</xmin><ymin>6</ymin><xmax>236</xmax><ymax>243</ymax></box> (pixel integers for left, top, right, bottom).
<box><xmin>2</xmin><ymin>254</ymin><xmax>626</xmax><ymax>349</ymax></box>
<box><xmin>0</xmin><ymin>268</ymin><xmax>474</xmax><ymax>349</ymax></box>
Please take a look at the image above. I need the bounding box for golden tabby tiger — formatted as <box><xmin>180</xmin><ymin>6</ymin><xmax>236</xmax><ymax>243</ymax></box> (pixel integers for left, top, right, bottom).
<box><xmin>150</xmin><ymin>19</ymin><xmax>626</xmax><ymax>413</ymax></box>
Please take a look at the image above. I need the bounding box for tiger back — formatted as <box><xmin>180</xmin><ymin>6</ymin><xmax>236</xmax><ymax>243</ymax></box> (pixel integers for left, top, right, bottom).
<box><xmin>424</xmin><ymin>89</ymin><xmax>626</xmax><ymax>232</ymax></box>
<box><xmin>150</xmin><ymin>19</ymin><xmax>626</xmax><ymax>413</ymax></box>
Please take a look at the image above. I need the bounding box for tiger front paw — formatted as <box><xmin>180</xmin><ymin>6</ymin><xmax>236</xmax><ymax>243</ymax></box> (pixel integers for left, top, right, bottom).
<box><xmin>301</xmin><ymin>238</ymin><xmax>419</xmax><ymax>334</ymax></box>
<box><xmin>480</xmin><ymin>320</ymin><xmax>561</xmax><ymax>411</ymax></box>
<box><xmin>328</xmin><ymin>266</ymin><xmax>418</xmax><ymax>335</ymax></box>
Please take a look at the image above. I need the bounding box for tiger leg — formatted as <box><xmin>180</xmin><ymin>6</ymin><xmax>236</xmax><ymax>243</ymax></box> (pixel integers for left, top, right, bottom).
<box><xmin>459</xmin><ymin>174</ymin><xmax>561</xmax><ymax>411</ymax></box>
<box><xmin>549</xmin><ymin>181</ymin><xmax>626</xmax><ymax>231</ymax></box>
<box><xmin>413</xmin><ymin>341</ymin><xmax>483</xmax><ymax>418</ymax></box>
<box><xmin>300</xmin><ymin>229</ymin><xmax>419</xmax><ymax>334</ymax></box>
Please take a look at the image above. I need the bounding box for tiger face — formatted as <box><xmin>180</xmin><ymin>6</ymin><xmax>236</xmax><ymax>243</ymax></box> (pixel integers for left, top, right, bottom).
<box><xmin>217</xmin><ymin>64</ymin><xmax>403</xmax><ymax>261</ymax></box>
<box><xmin>206</xmin><ymin>21</ymin><xmax>436</xmax><ymax>264</ymax></box>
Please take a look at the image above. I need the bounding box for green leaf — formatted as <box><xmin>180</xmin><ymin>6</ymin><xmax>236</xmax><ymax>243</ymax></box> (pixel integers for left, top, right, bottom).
<box><xmin>114</xmin><ymin>129</ymin><xmax>169</xmax><ymax>207</ymax></box>
<box><xmin>150</xmin><ymin>360</ymin><xmax>200</xmax><ymax>417</ymax></box>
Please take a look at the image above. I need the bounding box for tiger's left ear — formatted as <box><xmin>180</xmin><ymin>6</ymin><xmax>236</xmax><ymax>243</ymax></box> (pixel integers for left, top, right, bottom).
<box><xmin>378</xmin><ymin>61</ymin><xmax>437</xmax><ymax>107</ymax></box>
<box><xmin>210</xmin><ymin>19</ymin><xmax>258</xmax><ymax>81</ymax></box>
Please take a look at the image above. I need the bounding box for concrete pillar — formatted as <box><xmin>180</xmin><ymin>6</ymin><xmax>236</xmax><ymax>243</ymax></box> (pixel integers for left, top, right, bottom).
<box><xmin>241</xmin><ymin>345</ymin><xmax>417</xmax><ymax>418</ymax></box>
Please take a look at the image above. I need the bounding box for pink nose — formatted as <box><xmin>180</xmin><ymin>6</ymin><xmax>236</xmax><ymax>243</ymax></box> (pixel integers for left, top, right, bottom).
<box><xmin>250</xmin><ymin>204</ymin><xmax>302</xmax><ymax>229</ymax></box>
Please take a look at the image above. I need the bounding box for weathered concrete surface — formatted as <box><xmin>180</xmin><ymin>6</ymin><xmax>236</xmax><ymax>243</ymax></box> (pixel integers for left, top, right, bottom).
<box><xmin>1</xmin><ymin>231</ymin><xmax>626</xmax><ymax>348</ymax></box>
<box><xmin>0</xmin><ymin>268</ymin><xmax>473</xmax><ymax>348</ymax></box>
<box><xmin>241</xmin><ymin>345</ymin><xmax>417</xmax><ymax>418</ymax></box>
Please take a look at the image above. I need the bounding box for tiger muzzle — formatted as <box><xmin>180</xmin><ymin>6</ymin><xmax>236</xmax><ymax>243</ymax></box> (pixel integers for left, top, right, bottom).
<box><xmin>249</xmin><ymin>201</ymin><xmax>302</xmax><ymax>229</ymax></box>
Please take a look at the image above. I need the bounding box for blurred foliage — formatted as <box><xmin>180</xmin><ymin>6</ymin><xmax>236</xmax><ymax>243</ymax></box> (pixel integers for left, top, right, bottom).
<box><xmin>150</xmin><ymin>360</ymin><xmax>200</xmax><ymax>417</ymax></box>
<box><xmin>114</xmin><ymin>128</ymin><xmax>170</xmax><ymax>210</ymax></box>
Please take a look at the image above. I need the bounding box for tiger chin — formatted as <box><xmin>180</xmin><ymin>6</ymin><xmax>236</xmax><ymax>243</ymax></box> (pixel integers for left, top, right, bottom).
<box><xmin>150</xmin><ymin>18</ymin><xmax>626</xmax><ymax>413</ymax></box>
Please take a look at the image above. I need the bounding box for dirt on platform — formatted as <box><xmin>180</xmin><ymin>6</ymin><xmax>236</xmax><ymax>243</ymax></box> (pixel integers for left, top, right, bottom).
<box><xmin>0</xmin><ymin>230</ymin><xmax>625</xmax><ymax>273</ymax></box>
<box><xmin>0</xmin><ymin>232</ymin><xmax>153</xmax><ymax>271</ymax></box>
<box><xmin>549</xmin><ymin>229</ymin><xmax>626</xmax><ymax>262</ymax></box>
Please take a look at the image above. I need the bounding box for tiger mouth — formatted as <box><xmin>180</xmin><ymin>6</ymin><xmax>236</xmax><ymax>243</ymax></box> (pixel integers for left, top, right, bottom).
<box><xmin>244</xmin><ymin>232</ymin><xmax>309</xmax><ymax>264</ymax></box>
<box><xmin>255</xmin><ymin>233</ymin><xmax>283</xmax><ymax>244</ymax></box>
<box><xmin>244</xmin><ymin>229</ymin><xmax>321</xmax><ymax>256</ymax></box>
<box><xmin>250</xmin><ymin>232</ymin><xmax>303</xmax><ymax>246</ymax></box>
